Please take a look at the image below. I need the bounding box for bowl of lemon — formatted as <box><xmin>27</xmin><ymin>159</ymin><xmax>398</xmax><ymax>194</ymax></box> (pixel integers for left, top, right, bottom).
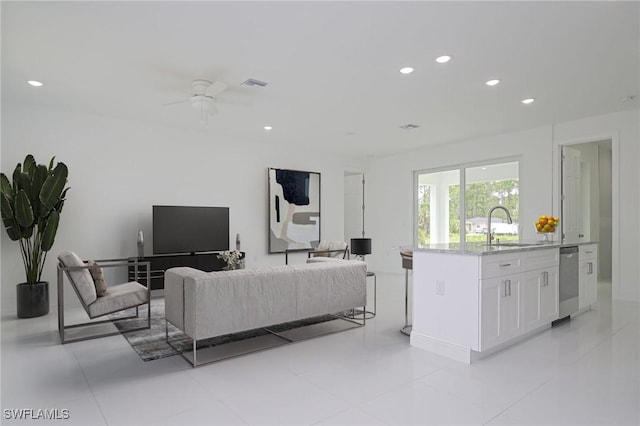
<box><xmin>535</xmin><ymin>215</ymin><xmax>559</xmax><ymax>241</ymax></box>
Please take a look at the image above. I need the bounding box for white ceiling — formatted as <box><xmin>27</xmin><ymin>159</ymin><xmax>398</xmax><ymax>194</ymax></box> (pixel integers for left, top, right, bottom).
<box><xmin>2</xmin><ymin>1</ymin><xmax>639</xmax><ymax>158</ymax></box>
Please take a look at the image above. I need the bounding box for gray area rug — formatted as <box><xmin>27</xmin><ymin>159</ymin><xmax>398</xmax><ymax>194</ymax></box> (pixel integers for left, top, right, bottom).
<box><xmin>110</xmin><ymin>299</ymin><xmax>340</xmax><ymax>362</ymax></box>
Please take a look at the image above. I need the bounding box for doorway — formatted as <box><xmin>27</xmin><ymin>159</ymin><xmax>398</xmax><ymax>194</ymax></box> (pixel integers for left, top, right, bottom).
<box><xmin>561</xmin><ymin>139</ymin><xmax>613</xmax><ymax>281</ymax></box>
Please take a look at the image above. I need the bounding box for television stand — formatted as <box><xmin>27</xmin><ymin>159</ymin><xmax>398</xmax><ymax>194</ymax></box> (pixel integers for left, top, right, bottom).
<box><xmin>127</xmin><ymin>252</ymin><xmax>244</xmax><ymax>290</ymax></box>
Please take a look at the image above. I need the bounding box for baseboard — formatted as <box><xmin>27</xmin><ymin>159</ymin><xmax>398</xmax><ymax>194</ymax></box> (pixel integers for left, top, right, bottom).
<box><xmin>410</xmin><ymin>331</ymin><xmax>472</xmax><ymax>363</ymax></box>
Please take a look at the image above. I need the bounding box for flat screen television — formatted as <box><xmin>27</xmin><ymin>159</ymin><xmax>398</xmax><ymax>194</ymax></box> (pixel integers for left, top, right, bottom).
<box><xmin>153</xmin><ymin>205</ymin><xmax>229</xmax><ymax>255</ymax></box>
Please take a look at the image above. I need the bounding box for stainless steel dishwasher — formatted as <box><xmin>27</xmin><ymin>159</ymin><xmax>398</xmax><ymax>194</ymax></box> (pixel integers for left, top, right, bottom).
<box><xmin>554</xmin><ymin>246</ymin><xmax>579</xmax><ymax>325</ymax></box>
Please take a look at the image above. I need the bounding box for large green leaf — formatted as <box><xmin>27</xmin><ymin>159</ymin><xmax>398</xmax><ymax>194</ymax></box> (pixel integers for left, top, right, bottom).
<box><xmin>20</xmin><ymin>224</ymin><xmax>33</xmax><ymax>239</ymax></box>
<box><xmin>39</xmin><ymin>162</ymin><xmax>68</xmax><ymax>214</ymax></box>
<box><xmin>0</xmin><ymin>194</ymin><xmax>21</xmax><ymax>241</ymax></box>
<box><xmin>12</xmin><ymin>164</ymin><xmax>22</xmax><ymax>191</ymax></box>
<box><xmin>31</xmin><ymin>165</ymin><xmax>48</xmax><ymax>218</ymax></box>
<box><xmin>55</xmin><ymin>187</ymin><xmax>70</xmax><ymax>213</ymax></box>
<box><xmin>0</xmin><ymin>173</ymin><xmax>13</xmax><ymax>198</ymax></box>
<box><xmin>14</xmin><ymin>189</ymin><xmax>34</xmax><ymax>228</ymax></box>
<box><xmin>40</xmin><ymin>209</ymin><xmax>59</xmax><ymax>251</ymax></box>
<box><xmin>23</xmin><ymin>155</ymin><xmax>36</xmax><ymax>177</ymax></box>
<box><xmin>17</xmin><ymin>172</ymin><xmax>33</xmax><ymax>202</ymax></box>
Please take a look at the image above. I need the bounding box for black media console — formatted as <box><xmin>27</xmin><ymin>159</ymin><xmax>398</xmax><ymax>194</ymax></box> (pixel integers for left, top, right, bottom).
<box><xmin>127</xmin><ymin>252</ymin><xmax>244</xmax><ymax>290</ymax></box>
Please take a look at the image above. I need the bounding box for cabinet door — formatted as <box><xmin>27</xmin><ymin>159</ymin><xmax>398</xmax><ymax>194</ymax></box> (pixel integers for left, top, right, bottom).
<box><xmin>540</xmin><ymin>267</ymin><xmax>559</xmax><ymax>324</ymax></box>
<box><xmin>521</xmin><ymin>270</ymin><xmax>542</xmax><ymax>333</ymax></box>
<box><xmin>480</xmin><ymin>274</ymin><xmax>521</xmax><ymax>351</ymax></box>
<box><xmin>579</xmin><ymin>259</ymin><xmax>598</xmax><ymax>308</ymax></box>
<box><xmin>522</xmin><ymin>266</ymin><xmax>559</xmax><ymax>333</ymax></box>
<box><xmin>578</xmin><ymin>244</ymin><xmax>598</xmax><ymax>309</ymax></box>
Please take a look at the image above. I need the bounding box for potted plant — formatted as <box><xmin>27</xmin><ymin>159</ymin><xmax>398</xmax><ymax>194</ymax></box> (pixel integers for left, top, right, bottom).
<box><xmin>1</xmin><ymin>155</ymin><xmax>69</xmax><ymax>318</ymax></box>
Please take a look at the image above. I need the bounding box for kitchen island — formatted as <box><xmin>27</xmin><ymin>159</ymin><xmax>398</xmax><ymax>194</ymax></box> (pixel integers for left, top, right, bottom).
<box><xmin>409</xmin><ymin>241</ymin><xmax>598</xmax><ymax>363</ymax></box>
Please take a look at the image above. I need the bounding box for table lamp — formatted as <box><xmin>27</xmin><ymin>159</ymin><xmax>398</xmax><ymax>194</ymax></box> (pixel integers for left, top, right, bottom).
<box><xmin>350</xmin><ymin>238</ymin><xmax>372</xmax><ymax>261</ymax></box>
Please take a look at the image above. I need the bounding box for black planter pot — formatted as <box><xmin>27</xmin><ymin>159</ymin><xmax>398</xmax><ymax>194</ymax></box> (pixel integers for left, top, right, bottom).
<box><xmin>16</xmin><ymin>282</ymin><xmax>49</xmax><ymax>318</ymax></box>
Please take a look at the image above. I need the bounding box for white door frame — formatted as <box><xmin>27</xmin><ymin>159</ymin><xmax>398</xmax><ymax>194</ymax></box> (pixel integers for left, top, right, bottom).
<box><xmin>552</xmin><ymin>132</ymin><xmax>619</xmax><ymax>299</ymax></box>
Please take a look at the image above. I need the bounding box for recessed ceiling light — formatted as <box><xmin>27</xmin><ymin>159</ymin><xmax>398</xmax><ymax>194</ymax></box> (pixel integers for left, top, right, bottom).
<box><xmin>400</xmin><ymin>67</ymin><xmax>414</xmax><ymax>74</ymax></box>
<box><xmin>486</xmin><ymin>79</ymin><xmax>500</xmax><ymax>86</ymax></box>
<box><xmin>263</xmin><ymin>126</ymin><xmax>273</xmax><ymax>131</ymax></box>
<box><xmin>27</xmin><ymin>80</ymin><xmax>43</xmax><ymax>87</ymax></box>
<box><xmin>435</xmin><ymin>55</ymin><xmax>452</xmax><ymax>64</ymax></box>
<box><xmin>521</xmin><ymin>98</ymin><xmax>535</xmax><ymax>104</ymax></box>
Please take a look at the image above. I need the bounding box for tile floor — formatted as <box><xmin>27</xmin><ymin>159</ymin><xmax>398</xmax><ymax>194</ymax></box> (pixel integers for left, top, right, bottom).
<box><xmin>1</xmin><ymin>273</ymin><xmax>638</xmax><ymax>425</ymax></box>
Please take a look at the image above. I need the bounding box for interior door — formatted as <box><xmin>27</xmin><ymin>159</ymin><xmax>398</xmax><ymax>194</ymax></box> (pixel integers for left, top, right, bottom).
<box><xmin>561</xmin><ymin>146</ymin><xmax>582</xmax><ymax>241</ymax></box>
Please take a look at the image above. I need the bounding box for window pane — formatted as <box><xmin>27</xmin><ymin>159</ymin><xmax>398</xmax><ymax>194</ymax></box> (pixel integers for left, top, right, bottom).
<box><xmin>464</xmin><ymin>162</ymin><xmax>519</xmax><ymax>243</ymax></box>
<box><xmin>416</xmin><ymin>169</ymin><xmax>460</xmax><ymax>246</ymax></box>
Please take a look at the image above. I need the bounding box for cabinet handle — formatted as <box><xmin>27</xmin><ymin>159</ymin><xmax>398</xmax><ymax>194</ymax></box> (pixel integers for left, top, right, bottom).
<box><xmin>506</xmin><ymin>279</ymin><xmax>511</xmax><ymax>297</ymax></box>
<box><xmin>500</xmin><ymin>263</ymin><xmax>512</xmax><ymax>267</ymax></box>
<box><xmin>503</xmin><ymin>280</ymin><xmax>508</xmax><ymax>298</ymax></box>
<box><xmin>587</xmin><ymin>262</ymin><xmax>593</xmax><ymax>274</ymax></box>
<box><xmin>585</xmin><ymin>250</ymin><xmax>593</xmax><ymax>254</ymax></box>
<box><xmin>543</xmin><ymin>271</ymin><xmax>549</xmax><ymax>287</ymax></box>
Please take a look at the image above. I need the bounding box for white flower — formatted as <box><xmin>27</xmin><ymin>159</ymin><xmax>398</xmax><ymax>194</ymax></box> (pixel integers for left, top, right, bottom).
<box><xmin>217</xmin><ymin>249</ymin><xmax>242</xmax><ymax>269</ymax></box>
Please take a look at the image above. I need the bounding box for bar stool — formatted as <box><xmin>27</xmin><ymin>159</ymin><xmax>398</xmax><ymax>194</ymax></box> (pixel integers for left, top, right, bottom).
<box><xmin>400</xmin><ymin>249</ymin><xmax>413</xmax><ymax>336</ymax></box>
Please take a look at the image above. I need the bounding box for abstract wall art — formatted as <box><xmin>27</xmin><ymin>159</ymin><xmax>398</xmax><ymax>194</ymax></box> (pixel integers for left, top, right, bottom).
<box><xmin>268</xmin><ymin>168</ymin><xmax>321</xmax><ymax>253</ymax></box>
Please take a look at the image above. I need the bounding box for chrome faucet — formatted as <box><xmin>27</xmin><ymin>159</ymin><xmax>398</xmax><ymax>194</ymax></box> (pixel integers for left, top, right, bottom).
<box><xmin>487</xmin><ymin>205</ymin><xmax>513</xmax><ymax>245</ymax></box>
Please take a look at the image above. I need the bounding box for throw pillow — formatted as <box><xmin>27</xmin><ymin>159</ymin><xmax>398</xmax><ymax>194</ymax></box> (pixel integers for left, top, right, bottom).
<box><xmin>87</xmin><ymin>260</ymin><xmax>108</xmax><ymax>297</ymax></box>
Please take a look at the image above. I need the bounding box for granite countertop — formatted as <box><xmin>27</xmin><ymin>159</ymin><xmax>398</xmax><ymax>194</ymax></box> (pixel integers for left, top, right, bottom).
<box><xmin>406</xmin><ymin>240</ymin><xmax>596</xmax><ymax>256</ymax></box>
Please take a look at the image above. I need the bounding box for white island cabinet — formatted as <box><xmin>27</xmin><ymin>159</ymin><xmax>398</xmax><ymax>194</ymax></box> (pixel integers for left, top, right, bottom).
<box><xmin>411</xmin><ymin>245</ymin><xmax>562</xmax><ymax>363</ymax></box>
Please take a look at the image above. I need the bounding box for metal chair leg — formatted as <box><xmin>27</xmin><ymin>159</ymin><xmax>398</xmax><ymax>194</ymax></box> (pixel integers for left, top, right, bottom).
<box><xmin>401</xmin><ymin>268</ymin><xmax>412</xmax><ymax>336</ymax></box>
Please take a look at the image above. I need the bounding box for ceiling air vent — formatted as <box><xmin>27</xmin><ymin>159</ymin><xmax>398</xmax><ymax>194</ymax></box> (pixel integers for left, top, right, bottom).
<box><xmin>241</xmin><ymin>78</ymin><xmax>268</xmax><ymax>87</ymax></box>
<box><xmin>399</xmin><ymin>123</ymin><xmax>420</xmax><ymax>130</ymax></box>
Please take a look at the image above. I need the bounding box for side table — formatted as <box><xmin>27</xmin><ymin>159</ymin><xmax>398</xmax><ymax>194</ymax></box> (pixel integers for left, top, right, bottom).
<box><xmin>343</xmin><ymin>271</ymin><xmax>377</xmax><ymax>320</ymax></box>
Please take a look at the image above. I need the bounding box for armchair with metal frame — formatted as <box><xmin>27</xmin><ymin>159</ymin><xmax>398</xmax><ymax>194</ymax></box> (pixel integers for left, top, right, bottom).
<box><xmin>57</xmin><ymin>251</ymin><xmax>151</xmax><ymax>344</ymax></box>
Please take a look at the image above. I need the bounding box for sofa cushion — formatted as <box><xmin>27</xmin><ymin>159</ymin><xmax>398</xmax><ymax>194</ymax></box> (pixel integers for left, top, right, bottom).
<box><xmin>87</xmin><ymin>260</ymin><xmax>108</xmax><ymax>297</ymax></box>
<box><xmin>58</xmin><ymin>251</ymin><xmax>97</xmax><ymax>306</ymax></box>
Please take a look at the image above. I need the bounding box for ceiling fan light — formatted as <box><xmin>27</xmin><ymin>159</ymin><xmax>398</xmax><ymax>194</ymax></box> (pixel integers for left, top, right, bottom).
<box><xmin>191</xmin><ymin>95</ymin><xmax>215</xmax><ymax>112</ymax></box>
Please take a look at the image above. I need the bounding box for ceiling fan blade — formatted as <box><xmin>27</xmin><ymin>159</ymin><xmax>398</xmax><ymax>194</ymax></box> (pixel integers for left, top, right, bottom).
<box><xmin>206</xmin><ymin>81</ymin><xmax>228</xmax><ymax>97</ymax></box>
<box><xmin>162</xmin><ymin>99</ymin><xmax>189</xmax><ymax>106</ymax></box>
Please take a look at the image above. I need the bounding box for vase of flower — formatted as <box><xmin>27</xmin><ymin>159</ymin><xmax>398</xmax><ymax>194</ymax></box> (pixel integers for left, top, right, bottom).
<box><xmin>217</xmin><ymin>249</ymin><xmax>243</xmax><ymax>270</ymax></box>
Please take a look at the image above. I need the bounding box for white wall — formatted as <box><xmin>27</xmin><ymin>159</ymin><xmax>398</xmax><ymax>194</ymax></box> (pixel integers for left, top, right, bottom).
<box><xmin>344</xmin><ymin>173</ymin><xmax>364</xmax><ymax>244</ymax></box>
<box><xmin>1</xmin><ymin>105</ymin><xmax>366</xmax><ymax>314</ymax></box>
<box><xmin>366</xmin><ymin>109</ymin><xmax>639</xmax><ymax>302</ymax></box>
<box><xmin>366</xmin><ymin>126</ymin><xmax>553</xmax><ymax>273</ymax></box>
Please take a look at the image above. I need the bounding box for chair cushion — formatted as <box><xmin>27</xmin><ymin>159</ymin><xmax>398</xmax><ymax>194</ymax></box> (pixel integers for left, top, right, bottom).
<box><xmin>314</xmin><ymin>240</ymin><xmax>347</xmax><ymax>258</ymax></box>
<box><xmin>87</xmin><ymin>260</ymin><xmax>108</xmax><ymax>297</ymax></box>
<box><xmin>58</xmin><ymin>251</ymin><xmax>97</xmax><ymax>306</ymax></box>
<box><xmin>87</xmin><ymin>282</ymin><xmax>148</xmax><ymax>318</ymax></box>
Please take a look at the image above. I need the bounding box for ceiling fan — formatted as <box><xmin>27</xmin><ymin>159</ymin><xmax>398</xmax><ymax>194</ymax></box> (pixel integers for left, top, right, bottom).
<box><xmin>164</xmin><ymin>79</ymin><xmax>230</xmax><ymax>126</ymax></box>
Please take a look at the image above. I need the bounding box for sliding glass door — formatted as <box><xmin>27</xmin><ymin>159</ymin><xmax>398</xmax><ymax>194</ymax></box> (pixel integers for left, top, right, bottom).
<box><xmin>415</xmin><ymin>160</ymin><xmax>519</xmax><ymax>248</ymax></box>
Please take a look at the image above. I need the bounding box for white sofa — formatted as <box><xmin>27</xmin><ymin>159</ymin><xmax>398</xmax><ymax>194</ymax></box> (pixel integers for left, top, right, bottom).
<box><xmin>164</xmin><ymin>260</ymin><xmax>367</xmax><ymax>365</ymax></box>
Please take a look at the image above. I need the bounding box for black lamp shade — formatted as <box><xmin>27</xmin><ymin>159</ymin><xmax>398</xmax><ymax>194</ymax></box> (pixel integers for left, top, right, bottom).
<box><xmin>350</xmin><ymin>238</ymin><xmax>372</xmax><ymax>256</ymax></box>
